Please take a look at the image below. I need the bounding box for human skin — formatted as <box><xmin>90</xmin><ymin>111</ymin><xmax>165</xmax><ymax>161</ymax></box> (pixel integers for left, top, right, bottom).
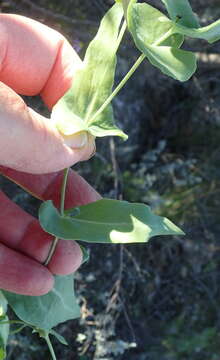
<box><xmin>0</xmin><ymin>14</ymin><xmax>99</xmax><ymax>296</ymax></box>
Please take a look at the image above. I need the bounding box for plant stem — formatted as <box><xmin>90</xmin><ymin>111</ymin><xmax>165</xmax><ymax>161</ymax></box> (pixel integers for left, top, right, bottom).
<box><xmin>10</xmin><ymin>325</ymin><xmax>27</xmax><ymax>335</ymax></box>
<box><xmin>122</xmin><ymin>0</ymin><xmax>130</xmax><ymax>16</ymax></box>
<box><xmin>153</xmin><ymin>28</ymin><xmax>174</xmax><ymax>46</ymax></box>
<box><xmin>60</xmin><ymin>168</ymin><xmax>70</xmax><ymax>215</ymax></box>
<box><xmin>0</xmin><ymin>320</ymin><xmax>25</xmax><ymax>326</ymax></box>
<box><xmin>45</xmin><ymin>334</ymin><xmax>57</xmax><ymax>360</ymax></box>
<box><xmin>88</xmin><ymin>18</ymin><xmax>176</xmax><ymax>124</ymax></box>
<box><xmin>89</xmin><ymin>53</ymin><xmax>146</xmax><ymax>124</ymax></box>
<box><xmin>44</xmin><ymin>236</ymin><xmax>59</xmax><ymax>266</ymax></box>
<box><xmin>44</xmin><ymin>168</ymin><xmax>70</xmax><ymax>266</ymax></box>
<box><xmin>116</xmin><ymin>20</ymin><xmax>127</xmax><ymax>51</ymax></box>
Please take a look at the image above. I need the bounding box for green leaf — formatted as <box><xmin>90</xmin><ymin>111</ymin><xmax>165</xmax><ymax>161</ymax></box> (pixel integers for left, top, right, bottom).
<box><xmin>0</xmin><ymin>349</ymin><xmax>5</xmax><ymax>360</ymax></box>
<box><xmin>173</xmin><ymin>20</ymin><xmax>220</xmax><ymax>44</ymax></box>
<box><xmin>127</xmin><ymin>0</ymin><xmax>196</xmax><ymax>81</ymax></box>
<box><xmin>80</xmin><ymin>245</ymin><xmax>90</xmax><ymax>264</ymax></box>
<box><xmin>50</xmin><ymin>330</ymin><xmax>68</xmax><ymax>346</ymax></box>
<box><xmin>0</xmin><ymin>293</ymin><xmax>7</xmax><ymax>321</ymax></box>
<box><xmin>3</xmin><ymin>275</ymin><xmax>80</xmax><ymax>331</ymax></box>
<box><xmin>51</xmin><ymin>3</ymin><xmax>127</xmax><ymax>140</ymax></box>
<box><xmin>39</xmin><ymin>199</ymin><xmax>184</xmax><ymax>244</ymax></box>
<box><xmin>0</xmin><ymin>292</ymin><xmax>9</xmax><ymax>360</ymax></box>
<box><xmin>160</xmin><ymin>0</ymin><xmax>199</xmax><ymax>28</ymax></box>
<box><xmin>143</xmin><ymin>45</ymin><xmax>197</xmax><ymax>82</ymax></box>
<box><xmin>127</xmin><ymin>2</ymin><xmax>184</xmax><ymax>48</ymax></box>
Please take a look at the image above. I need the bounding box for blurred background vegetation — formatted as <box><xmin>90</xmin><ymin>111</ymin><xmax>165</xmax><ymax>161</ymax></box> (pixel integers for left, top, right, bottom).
<box><xmin>1</xmin><ymin>0</ymin><xmax>220</xmax><ymax>359</ymax></box>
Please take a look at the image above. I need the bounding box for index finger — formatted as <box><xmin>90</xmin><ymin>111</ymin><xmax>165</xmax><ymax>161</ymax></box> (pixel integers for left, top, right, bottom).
<box><xmin>0</xmin><ymin>13</ymin><xmax>81</xmax><ymax>108</ymax></box>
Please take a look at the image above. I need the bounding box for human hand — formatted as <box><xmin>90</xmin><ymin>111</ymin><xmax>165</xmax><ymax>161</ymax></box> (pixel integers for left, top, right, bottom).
<box><xmin>0</xmin><ymin>14</ymin><xmax>98</xmax><ymax>296</ymax></box>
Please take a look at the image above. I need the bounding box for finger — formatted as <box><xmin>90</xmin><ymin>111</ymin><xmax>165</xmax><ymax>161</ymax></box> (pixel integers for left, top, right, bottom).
<box><xmin>0</xmin><ymin>166</ymin><xmax>101</xmax><ymax>207</ymax></box>
<box><xmin>0</xmin><ymin>190</ymin><xmax>83</xmax><ymax>276</ymax></box>
<box><xmin>0</xmin><ymin>168</ymin><xmax>101</xmax><ymax>274</ymax></box>
<box><xmin>0</xmin><ymin>13</ymin><xmax>80</xmax><ymax>107</ymax></box>
<box><xmin>0</xmin><ymin>242</ymin><xmax>54</xmax><ymax>296</ymax></box>
<box><xmin>0</xmin><ymin>14</ymin><xmax>95</xmax><ymax>174</ymax></box>
<box><xmin>0</xmin><ymin>82</ymin><xmax>95</xmax><ymax>174</ymax></box>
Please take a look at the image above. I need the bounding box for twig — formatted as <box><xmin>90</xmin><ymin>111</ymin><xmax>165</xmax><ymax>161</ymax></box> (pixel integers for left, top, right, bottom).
<box><xmin>106</xmin><ymin>247</ymin><xmax>124</xmax><ymax>313</ymax></box>
<box><xmin>124</xmin><ymin>247</ymin><xmax>147</xmax><ymax>281</ymax></box>
<box><xmin>118</xmin><ymin>295</ymin><xmax>136</xmax><ymax>343</ymax></box>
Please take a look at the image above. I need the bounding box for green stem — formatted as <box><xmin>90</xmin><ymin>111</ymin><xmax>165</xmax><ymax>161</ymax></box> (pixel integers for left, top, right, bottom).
<box><xmin>0</xmin><ymin>320</ymin><xmax>25</xmax><ymax>326</ymax></box>
<box><xmin>122</xmin><ymin>0</ymin><xmax>130</xmax><ymax>17</ymax></box>
<box><xmin>45</xmin><ymin>334</ymin><xmax>57</xmax><ymax>360</ymax></box>
<box><xmin>88</xmin><ymin>18</ymin><xmax>176</xmax><ymax>125</ymax></box>
<box><xmin>60</xmin><ymin>168</ymin><xmax>70</xmax><ymax>215</ymax></box>
<box><xmin>116</xmin><ymin>20</ymin><xmax>127</xmax><ymax>51</ymax></box>
<box><xmin>44</xmin><ymin>168</ymin><xmax>70</xmax><ymax>266</ymax></box>
<box><xmin>89</xmin><ymin>53</ymin><xmax>146</xmax><ymax>124</ymax></box>
<box><xmin>10</xmin><ymin>325</ymin><xmax>27</xmax><ymax>335</ymax></box>
<box><xmin>153</xmin><ymin>28</ymin><xmax>174</xmax><ymax>46</ymax></box>
<box><xmin>43</xmin><ymin>236</ymin><xmax>59</xmax><ymax>266</ymax></box>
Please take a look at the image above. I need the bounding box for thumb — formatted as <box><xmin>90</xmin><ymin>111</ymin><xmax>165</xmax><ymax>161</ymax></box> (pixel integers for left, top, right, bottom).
<box><xmin>0</xmin><ymin>82</ymin><xmax>95</xmax><ymax>174</ymax></box>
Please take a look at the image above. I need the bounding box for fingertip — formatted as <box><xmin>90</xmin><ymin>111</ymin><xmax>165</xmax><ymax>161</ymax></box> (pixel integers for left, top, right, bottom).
<box><xmin>27</xmin><ymin>269</ymin><xmax>55</xmax><ymax>296</ymax></box>
<box><xmin>48</xmin><ymin>240</ymin><xmax>83</xmax><ymax>276</ymax></box>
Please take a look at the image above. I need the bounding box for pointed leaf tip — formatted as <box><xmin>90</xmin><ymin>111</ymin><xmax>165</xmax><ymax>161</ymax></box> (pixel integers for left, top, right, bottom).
<box><xmin>39</xmin><ymin>199</ymin><xmax>185</xmax><ymax>244</ymax></box>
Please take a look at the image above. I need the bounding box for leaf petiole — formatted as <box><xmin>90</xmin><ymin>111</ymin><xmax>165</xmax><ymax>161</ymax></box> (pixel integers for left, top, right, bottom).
<box><xmin>89</xmin><ymin>24</ymin><xmax>176</xmax><ymax>124</ymax></box>
<box><xmin>44</xmin><ymin>168</ymin><xmax>70</xmax><ymax>266</ymax></box>
<box><xmin>60</xmin><ymin>168</ymin><xmax>70</xmax><ymax>216</ymax></box>
<box><xmin>116</xmin><ymin>20</ymin><xmax>127</xmax><ymax>51</ymax></box>
<box><xmin>89</xmin><ymin>53</ymin><xmax>146</xmax><ymax>124</ymax></box>
<box><xmin>45</xmin><ymin>333</ymin><xmax>57</xmax><ymax>360</ymax></box>
<box><xmin>153</xmin><ymin>27</ymin><xmax>174</xmax><ymax>46</ymax></box>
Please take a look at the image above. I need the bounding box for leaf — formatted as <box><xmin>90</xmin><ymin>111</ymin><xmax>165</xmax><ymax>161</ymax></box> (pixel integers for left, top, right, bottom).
<box><xmin>80</xmin><ymin>245</ymin><xmax>90</xmax><ymax>264</ymax></box>
<box><xmin>3</xmin><ymin>275</ymin><xmax>80</xmax><ymax>331</ymax></box>
<box><xmin>51</xmin><ymin>3</ymin><xmax>127</xmax><ymax>140</ymax></box>
<box><xmin>127</xmin><ymin>2</ymin><xmax>184</xmax><ymax>48</ymax></box>
<box><xmin>174</xmin><ymin>20</ymin><xmax>220</xmax><ymax>44</ymax></box>
<box><xmin>0</xmin><ymin>349</ymin><xmax>5</xmax><ymax>360</ymax></box>
<box><xmin>160</xmin><ymin>0</ymin><xmax>199</xmax><ymax>28</ymax></box>
<box><xmin>0</xmin><ymin>292</ymin><xmax>9</xmax><ymax>360</ymax></box>
<box><xmin>0</xmin><ymin>293</ymin><xmax>7</xmax><ymax>321</ymax></box>
<box><xmin>50</xmin><ymin>330</ymin><xmax>68</xmax><ymax>346</ymax></box>
<box><xmin>144</xmin><ymin>45</ymin><xmax>197</xmax><ymax>82</ymax></box>
<box><xmin>39</xmin><ymin>199</ymin><xmax>184</xmax><ymax>244</ymax></box>
<box><xmin>127</xmin><ymin>0</ymin><xmax>196</xmax><ymax>81</ymax></box>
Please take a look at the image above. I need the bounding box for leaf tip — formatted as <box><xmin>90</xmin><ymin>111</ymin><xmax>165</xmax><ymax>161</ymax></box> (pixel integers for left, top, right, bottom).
<box><xmin>163</xmin><ymin>217</ymin><xmax>185</xmax><ymax>236</ymax></box>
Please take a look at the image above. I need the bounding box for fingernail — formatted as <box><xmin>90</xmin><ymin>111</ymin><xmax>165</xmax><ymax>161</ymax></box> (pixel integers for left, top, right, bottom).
<box><xmin>63</xmin><ymin>131</ymin><xmax>88</xmax><ymax>148</ymax></box>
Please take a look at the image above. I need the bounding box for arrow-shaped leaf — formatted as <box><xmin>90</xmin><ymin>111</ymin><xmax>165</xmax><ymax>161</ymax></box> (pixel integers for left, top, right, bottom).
<box><xmin>39</xmin><ymin>199</ymin><xmax>184</xmax><ymax>244</ymax></box>
<box><xmin>51</xmin><ymin>3</ymin><xmax>127</xmax><ymax>140</ymax></box>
